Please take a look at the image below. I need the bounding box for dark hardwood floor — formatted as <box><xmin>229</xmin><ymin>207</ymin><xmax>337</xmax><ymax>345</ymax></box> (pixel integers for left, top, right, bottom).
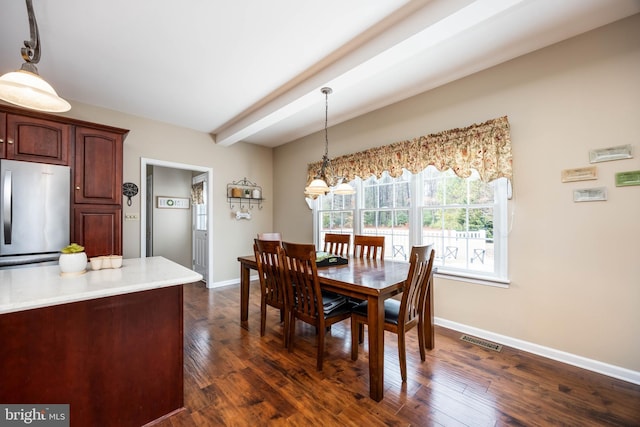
<box><xmin>156</xmin><ymin>281</ymin><xmax>640</xmax><ymax>426</ymax></box>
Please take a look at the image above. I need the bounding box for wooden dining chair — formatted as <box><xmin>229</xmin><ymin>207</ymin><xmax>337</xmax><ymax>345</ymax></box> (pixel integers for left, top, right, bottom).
<box><xmin>323</xmin><ymin>233</ymin><xmax>351</xmax><ymax>256</ymax></box>
<box><xmin>351</xmin><ymin>245</ymin><xmax>435</xmax><ymax>381</ymax></box>
<box><xmin>254</xmin><ymin>238</ymin><xmax>289</xmax><ymax>347</ymax></box>
<box><xmin>257</xmin><ymin>232</ymin><xmax>282</xmax><ymax>241</ymax></box>
<box><xmin>278</xmin><ymin>241</ymin><xmax>352</xmax><ymax>371</ymax></box>
<box><xmin>353</xmin><ymin>235</ymin><xmax>385</xmax><ymax>259</ymax></box>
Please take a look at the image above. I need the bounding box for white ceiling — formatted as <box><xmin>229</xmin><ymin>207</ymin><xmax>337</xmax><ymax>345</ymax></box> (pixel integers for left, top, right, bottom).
<box><xmin>1</xmin><ymin>0</ymin><xmax>638</xmax><ymax>147</ymax></box>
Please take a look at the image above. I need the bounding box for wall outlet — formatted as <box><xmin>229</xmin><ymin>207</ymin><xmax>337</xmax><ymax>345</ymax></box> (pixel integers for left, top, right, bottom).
<box><xmin>125</xmin><ymin>213</ymin><xmax>139</xmax><ymax>220</ymax></box>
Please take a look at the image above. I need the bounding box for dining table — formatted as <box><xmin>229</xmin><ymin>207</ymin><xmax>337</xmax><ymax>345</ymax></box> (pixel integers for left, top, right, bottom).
<box><xmin>237</xmin><ymin>254</ymin><xmax>435</xmax><ymax>402</ymax></box>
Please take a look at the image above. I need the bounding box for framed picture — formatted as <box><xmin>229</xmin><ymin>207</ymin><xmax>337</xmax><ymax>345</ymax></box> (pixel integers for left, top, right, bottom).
<box><xmin>589</xmin><ymin>144</ymin><xmax>632</xmax><ymax>163</ymax></box>
<box><xmin>615</xmin><ymin>170</ymin><xmax>640</xmax><ymax>187</ymax></box>
<box><xmin>573</xmin><ymin>187</ymin><xmax>607</xmax><ymax>202</ymax></box>
<box><xmin>157</xmin><ymin>196</ymin><xmax>190</xmax><ymax>209</ymax></box>
<box><xmin>561</xmin><ymin>166</ymin><xmax>597</xmax><ymax>182</ymax></box>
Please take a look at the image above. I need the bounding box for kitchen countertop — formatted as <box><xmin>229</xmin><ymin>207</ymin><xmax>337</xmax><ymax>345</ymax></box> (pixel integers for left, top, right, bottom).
<box><xmin>0</xmin><ymin>256</ymin><xmax>203</xmax><ymax>314</ymax></box>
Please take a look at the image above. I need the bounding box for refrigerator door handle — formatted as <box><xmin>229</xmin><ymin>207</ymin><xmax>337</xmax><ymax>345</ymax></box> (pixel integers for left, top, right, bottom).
<box><xmin>3</xmin><ymin>170</ymin><xmax>11</xmax><ymax>244</ymax></box>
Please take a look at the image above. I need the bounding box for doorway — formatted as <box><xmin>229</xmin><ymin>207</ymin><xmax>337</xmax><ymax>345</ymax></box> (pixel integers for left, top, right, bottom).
<box><xmin>140</xmin><ymin>158</ymin><xmax>214</xmax><ymax>286</ymax></box>
<box><xmin>191</xmin><ymin>173</ymin><xmax>208</xmax><ymax>278</ymax></box>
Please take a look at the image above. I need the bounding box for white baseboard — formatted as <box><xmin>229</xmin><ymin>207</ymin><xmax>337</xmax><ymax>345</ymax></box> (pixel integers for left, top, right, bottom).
<box><xmin>435</xmin><ymin>317</ymin><xmax>640</xmax><ymax>386</ymax></box>
<box><xmin>209</xmin><ymin>275</ymin><xmax>257</xmax><ymax>289</ymax></box>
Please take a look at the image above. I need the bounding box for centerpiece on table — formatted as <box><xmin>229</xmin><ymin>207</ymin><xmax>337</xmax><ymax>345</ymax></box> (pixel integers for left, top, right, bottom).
<box><xmin>59</xmin><ymin>243</ymin><xmax>88</xmax><ymax>276</ymax></box>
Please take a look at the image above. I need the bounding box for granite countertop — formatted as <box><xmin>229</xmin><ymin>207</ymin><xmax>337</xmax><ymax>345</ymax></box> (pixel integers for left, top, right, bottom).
<box><xmin>0</xmin><ymin>256</ymin><xmax>203</xmax><ymax>314</ymax></box>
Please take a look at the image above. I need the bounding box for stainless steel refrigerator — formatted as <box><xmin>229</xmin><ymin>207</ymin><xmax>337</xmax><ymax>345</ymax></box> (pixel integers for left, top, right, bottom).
<box><xmin>1</xmin><ymin>159</ymin><xmax>70</xmax><ymax>268</ymax></box>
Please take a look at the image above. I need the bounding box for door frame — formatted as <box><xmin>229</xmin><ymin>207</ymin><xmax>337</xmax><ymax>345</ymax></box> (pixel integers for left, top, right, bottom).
<box><xmin>140</xmin><ymin>157</ymin><xmax>213</xmax><ymax>285</ymax></box>
<box><xmin>191</xmin><ymin>172</ymin><xmax>208</xmax><ymax>280</ymax></box>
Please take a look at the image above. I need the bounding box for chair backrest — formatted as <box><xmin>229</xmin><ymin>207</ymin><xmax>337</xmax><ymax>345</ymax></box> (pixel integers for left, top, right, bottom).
<box><xmin>257</xmin><ymin>232</ymin><xmax>282</xmax><ymax>241</ymax></box>
<box><xmin>323</xmin><ymin>233</ymin><xmax>350</xmax><ymax>257</ymax></box>
<box><xmin>399</xmin><ymin>245</ymin><xmax>435</xmax><ymax>325</ymax></box>
<box><xmin>254</xmin><ymin>239</ymin><xmax>287</xmax><ymax>307</ymax></box>
<box><xmin>278</xmin><ymin>242</ymin><xmax>324</xmax><ymax>325</ymax></box>
<box><xmin>353</xmin><ymin>235</ymin><xmax>385</xmax><ymax>259</ymax></box>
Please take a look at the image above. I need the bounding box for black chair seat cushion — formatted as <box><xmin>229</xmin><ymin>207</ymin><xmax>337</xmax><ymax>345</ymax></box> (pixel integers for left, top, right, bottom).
<box><xmin>352</xmin><ymin>299</ymin><xmax>401</xmax><ymax>325</ymax></box>
<box><xmin>321</xmin><ymin>291</ymin><xmax>351</xmax><ymax>316</ymax></box>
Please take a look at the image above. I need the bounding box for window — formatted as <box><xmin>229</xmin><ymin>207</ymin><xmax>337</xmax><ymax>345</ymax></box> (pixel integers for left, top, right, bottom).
<box><xmin>361</xmin><ymin>171</ymin><xmax>411</xmax><ymax>260</ymax></box>
<box><xmin>318</xmin><ymin>185</ymin><xmax>355</xmax><ymax>244</ymax></box>
<box><xmin>315</xmin><ymin>166</ymin><xmax>509</xmax><ymax>283</ymax></box>
<box><xmin>193</xmin><ymin>179</ymin><xmax>207</xmax><ymax>231</ymax></box>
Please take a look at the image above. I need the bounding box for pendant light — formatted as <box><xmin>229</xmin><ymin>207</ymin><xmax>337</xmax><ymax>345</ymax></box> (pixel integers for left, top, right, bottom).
<box><xmin>0</xmin><ymin>0</ymin><xmax>71</xmax><ymax>113</ymax></box>
<box><xmin>304</xmin><ymin>87</ymin><xmax>355</xmax><ymax>198</ymax></box>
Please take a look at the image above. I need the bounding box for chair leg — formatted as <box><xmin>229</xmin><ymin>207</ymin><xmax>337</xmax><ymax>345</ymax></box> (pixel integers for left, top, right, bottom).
<box><xmin>283</xmin><ymin>309</ymin><xmax>290</xmax><ymax>349</ymax></box>
<box><xmin>317</xmin><ymin>323</ymin><xmax>325</xmax><ymax>371</ymax></box>
<box><xmin>398</xmin><ymin>330</ymin><xmax>407</xmax><ymax>382</ymax></box>
<box><xmin>358</xmin><ymin>323</ymin><xmax>364</xmax><ymax>344</ymax></box>
<box><xmin>351</xmin><ymin>317</ymin><xmax>359</xmax><ymax>361</ymax></box>
<box><xmin>417</xmin><ymin>317</ymin><xmax>426</xmax><ymax>361</ymax></box>
<box><xmin>260</xmin><ymin>302</ymin><xmax>267</xmax><ymax>337</ymax></box>
<box><xmin>288</xmin><ymin>316</ymin><xmax>296</xmax><ymax>353</ymax></box>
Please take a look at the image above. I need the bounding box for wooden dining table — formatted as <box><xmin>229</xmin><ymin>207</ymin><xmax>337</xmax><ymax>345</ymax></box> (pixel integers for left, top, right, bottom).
<box><xmin>237</xmin><ymin>254</ymin><xmax>435</xmax><ymax>402</ymax></box>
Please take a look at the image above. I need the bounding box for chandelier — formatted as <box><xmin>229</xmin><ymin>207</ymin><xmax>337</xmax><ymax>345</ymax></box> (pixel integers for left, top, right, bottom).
<box><xmin>0</xmin><ymin>0</ymin><xmax>71</xmax><ymax>112</ymax></box>
<box><xmin>304</xmin><ymin>87</ymin><xmax>355</xmax><ymax>198</ymax></box>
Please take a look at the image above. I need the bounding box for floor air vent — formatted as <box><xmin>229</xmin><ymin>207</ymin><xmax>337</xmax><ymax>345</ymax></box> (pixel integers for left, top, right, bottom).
<box><xmin>460</xmin><ymin>334</ymin><xmax>502</xmax><ymax>352</ymax></box>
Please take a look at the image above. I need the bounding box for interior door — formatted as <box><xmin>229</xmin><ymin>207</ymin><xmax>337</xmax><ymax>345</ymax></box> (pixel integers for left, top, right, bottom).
<box><xmin>146</xmin><ymin>173</ymin><xmax>153</xmax><ymax>257</ymax></box>
<box><xmin>192</xmin><ymin>174</ymin><xmax>208</xmax><ymax>282</ymax></box>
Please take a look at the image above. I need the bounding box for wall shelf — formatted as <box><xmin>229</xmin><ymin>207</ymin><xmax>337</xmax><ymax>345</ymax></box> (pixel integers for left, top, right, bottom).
<box><xmin>227</xmin><ymin>177</ymin><xmax>263</xmax><ymax>210</ymax></box>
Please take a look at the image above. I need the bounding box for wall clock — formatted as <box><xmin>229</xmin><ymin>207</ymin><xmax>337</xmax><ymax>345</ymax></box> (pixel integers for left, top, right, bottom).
<box><xmin>122</xmin><ymin>182</ymin><xmax>139</xmax><ymax>206</ymax></box>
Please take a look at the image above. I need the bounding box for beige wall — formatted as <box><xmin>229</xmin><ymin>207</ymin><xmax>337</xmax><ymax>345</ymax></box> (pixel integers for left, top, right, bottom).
<box><xmin>58</xmin><ymin>103</ymin><xmax>274</xmax><ymax>283</ymax></box>
<box><xmin>150</xmin><ymin>166</ymin><xmax>193</xmax><ymax>268</ymax></box>
<box><xmin>274</xmin><ymin>14</ymin><xmax>640</xmax><ymax>372</ymax></box>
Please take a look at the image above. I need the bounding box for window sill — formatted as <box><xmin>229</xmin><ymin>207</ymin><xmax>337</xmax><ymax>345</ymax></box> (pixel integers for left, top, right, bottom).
<box><xmin>434</xmin><ymin>269</ymin><xmax>510</xmax><ymax>288</ymax></box>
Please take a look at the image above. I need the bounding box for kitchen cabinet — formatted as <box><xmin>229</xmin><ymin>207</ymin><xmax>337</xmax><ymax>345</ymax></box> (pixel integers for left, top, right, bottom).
<box><xmin>0</xmin><ymin>112</ymin><xmax>71</xmax><ymax>165</ymax></box>
<box><xmin>0</xmin><ymin>257</ymin><xmax>201</xmax><ymax>427</ymax></box>
<box><xmin>0</xmin><ymin>104</ymin><xmax>128</xmax><ymax>258</ymax></box>
<box><xmin>73</xmin><ymin>205</ymin><xmax>122</xmax><ymax>258</ymax></box>
<box><xmin>0</xmin><ymin>113</ymin><xmax>5</xmax><ymax>158</ymax></box>
<box><xmin>72</xmin><ymin>126</ymin><xmax>125</xmax><ymax>256</ymax></box>
<box><xmin>74</xmin><ymin>126</ymin><xmax>123</xmax><ymax>205</ymax></box>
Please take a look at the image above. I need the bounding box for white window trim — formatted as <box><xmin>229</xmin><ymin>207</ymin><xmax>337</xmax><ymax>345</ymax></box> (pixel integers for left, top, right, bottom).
<box><xmin>314</xmin><ymin>169</ymin><xmax>509</xmax><ymax>285</ymax></box>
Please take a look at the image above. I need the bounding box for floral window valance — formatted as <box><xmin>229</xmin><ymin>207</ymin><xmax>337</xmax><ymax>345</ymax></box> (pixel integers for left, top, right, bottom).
<box><xmin>307</xmin><ymin>116</ymin><xmax>512</xmax><ymax>184</ymax></box>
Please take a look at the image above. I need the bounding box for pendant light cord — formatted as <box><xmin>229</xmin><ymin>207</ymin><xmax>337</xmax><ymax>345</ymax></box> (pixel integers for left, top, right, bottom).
<box><xmin>319</xmin><ymin>87</ymin><xmax>333</xmax><ymax>179</ymax></box>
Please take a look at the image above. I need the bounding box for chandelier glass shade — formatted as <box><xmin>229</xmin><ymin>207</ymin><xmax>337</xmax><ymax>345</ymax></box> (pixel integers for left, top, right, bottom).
<box><xmin>0</xmin><ymin>0</ymin><xmax>70</xmax><ymax>112</ymax></box>
<box><xmin>304</xmin><ymin>87</ymin><xmax>355</xmax><ymax>198</ymax></box>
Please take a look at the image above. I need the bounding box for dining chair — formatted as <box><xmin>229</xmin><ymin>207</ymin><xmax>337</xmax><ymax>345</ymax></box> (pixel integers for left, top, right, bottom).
<box><xmin>353</xmin><ymin>235</ymin><xmax>385</xmax><ymax>259</ymax></box>
<box><xmin>323</xmin><ymin>233</ymin><xmax>351</xmax><ymax>256</ymax></box>
<box><xmin>278</xmin><ymin>241</ymin><xmax>352</xmax><ymax>371</ymax></box>
<box><xmin>254</xmin><ymin>238</ymin><xmax>289</xmax><ymax>347</ymax></box>
<box><xmin>351</xmin><ymin>245</ymin><xmax>435</xmax><ymax>382</ymax></box>
<box><xmin>257</xmin><ymin>232</ymin><xmax>282</xmax><ymax>241</ymax></box>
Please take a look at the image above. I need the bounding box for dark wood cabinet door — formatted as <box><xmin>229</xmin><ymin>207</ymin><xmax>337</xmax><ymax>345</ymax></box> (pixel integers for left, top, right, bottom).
<box><xmin>74</xmin><ymin>126</ymin><xmax>123</xmax><ymax>204</ymax></box>
<box><xmin>73</xmin><ymin>205</ymin><xmax>122</xmax><ymax>257</ymax></box>
<box><xmin>0</xmin><ymin>112</ymin><xmax>5</xmax><ymax>158</ymax></box>
<box><xmin>5</xmin><ymin>114</ymin><xmax>71</xmax><ymax>165</ymax></box>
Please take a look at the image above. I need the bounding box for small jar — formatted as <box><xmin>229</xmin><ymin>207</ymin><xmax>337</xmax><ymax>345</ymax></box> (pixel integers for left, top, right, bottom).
<box><xmin>252</xmin><ymin>188</ymin><xmax>261</xmax><ymax>199</ymax></box>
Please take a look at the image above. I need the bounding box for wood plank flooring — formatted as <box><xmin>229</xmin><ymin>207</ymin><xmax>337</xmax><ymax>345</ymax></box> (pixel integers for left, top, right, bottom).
<box><xmin>155</xmin><ymin>281</ymin><xmax>640</xmax><ymax>426</ymax></box>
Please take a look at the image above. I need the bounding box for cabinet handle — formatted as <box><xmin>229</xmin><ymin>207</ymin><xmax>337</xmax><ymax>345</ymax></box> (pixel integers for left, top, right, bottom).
<box><xmin>0</xmin><ymin>138</ymin><xmax>4</xmax><ymax>143</ymax></box>
<box><xmin>76</xmin><ymin>186</ymin><xmax>80</xmax><ymax>190</ymax></box>
<box><xmin>7</xmin><ymin>139</ymin><xmax>13</xmax><ymax>144</ymax></box>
